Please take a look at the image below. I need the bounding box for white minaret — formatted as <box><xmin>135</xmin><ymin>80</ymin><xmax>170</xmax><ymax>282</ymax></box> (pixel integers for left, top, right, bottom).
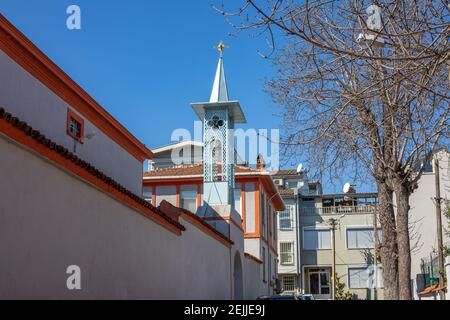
<box><xmin>191</xmin><ymin>42</ymin><xmax>247</xmax><ymax>207</ymax></box>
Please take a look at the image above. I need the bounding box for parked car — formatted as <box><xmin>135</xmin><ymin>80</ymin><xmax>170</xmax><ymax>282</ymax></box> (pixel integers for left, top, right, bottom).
<box><xmin>257</xmin><ymin>294</ymin><xmax>301</xmax><ymax>300</ymax></box>
<box><xmin>298</xmin><ymin>294</ymin><xmax>315</xmax><ymax>300</ymax></box>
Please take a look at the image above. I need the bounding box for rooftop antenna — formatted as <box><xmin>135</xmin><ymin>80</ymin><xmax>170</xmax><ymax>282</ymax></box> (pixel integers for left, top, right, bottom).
<box><xmin>296</xmin><ymin>163</ymin><xmax>306</xmax><ymax>174</ymax></box>
<box><xmin>343</xmin><ymin>182</ymin><xmax>356</xmax><ymax>194</ymax></box>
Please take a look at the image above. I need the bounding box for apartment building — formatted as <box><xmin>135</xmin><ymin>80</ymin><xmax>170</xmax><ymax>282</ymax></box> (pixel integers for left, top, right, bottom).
<box><xmin>272</xmin><ymin>170</ymin><xmax>322</xmax><ymax>294</ymax></box>
<box><xmin>274</xmin><ymin>169</ymin><xmax>384</xmax><ymax>300</ymax></box>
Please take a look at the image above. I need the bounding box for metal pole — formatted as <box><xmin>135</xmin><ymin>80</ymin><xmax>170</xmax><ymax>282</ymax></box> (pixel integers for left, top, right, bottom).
<box><xmin>434</xmin><ymin>158</ymin><xmax>445</xmax><ymax>300</ymax></box>
<box><xmin>373</xmin><ymin>206</ymin><xmax>378</xmax><ymax>300</ymax></box>
<box><xmin>329</xmin><ymin>218</ymin><xmax>336</xmax><ymax>300</ymax></box>
<box><xmin>296</xmin><ymin>191</ymin><xmax>301</xmax><ymax>294</ymax></box>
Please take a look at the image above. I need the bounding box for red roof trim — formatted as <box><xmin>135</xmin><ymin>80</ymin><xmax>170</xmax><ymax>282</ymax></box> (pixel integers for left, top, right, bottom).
<box><xmin>0</xmin><ymin>106</ymin><xmax>183</xmax><ymax>235</ymax></box>
<box><xmin>0</xmin><ymin>14</ymin><xmax>153</xmax><ymax>162</ymax></box>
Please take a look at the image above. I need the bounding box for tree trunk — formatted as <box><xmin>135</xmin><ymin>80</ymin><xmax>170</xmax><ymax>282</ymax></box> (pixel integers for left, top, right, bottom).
<box><xmin>394</xmin><ymin>180</ymin><xmax>412</xmax><ymax>300</ymax></box>
<box><xmin>377</xmin><ymin>181</ymin><xmax>399</xmax><ymax>300</ymax></box>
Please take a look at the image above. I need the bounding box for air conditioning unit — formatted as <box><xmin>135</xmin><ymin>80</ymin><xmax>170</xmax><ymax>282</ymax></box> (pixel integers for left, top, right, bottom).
<box><xmin>274</xmin><ymin>179</ymin><xmax>284</xmax><ymax>186</ymax></box>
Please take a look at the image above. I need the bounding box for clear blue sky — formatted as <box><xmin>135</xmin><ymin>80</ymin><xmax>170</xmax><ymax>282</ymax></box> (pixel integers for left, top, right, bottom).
<box><xmin>0</xmin><ymin>1</ymin><xmax>279</xmax><ymax>148</ymax></box>
<box><xmin>0</xmin><ymin>1</ymin><xmax>375</xmax><ymax>193</ymax></box>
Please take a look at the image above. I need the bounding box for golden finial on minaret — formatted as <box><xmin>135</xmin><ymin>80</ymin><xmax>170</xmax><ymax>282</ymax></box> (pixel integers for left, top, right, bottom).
<box><xmin>215</xmin><ymin>41</ymin><xmax>229</xmax><ymax>58</ymax></box>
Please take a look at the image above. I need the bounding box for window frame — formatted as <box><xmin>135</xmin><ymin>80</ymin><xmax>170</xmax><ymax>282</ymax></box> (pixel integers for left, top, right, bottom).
<box><xmin>66</xmin><ymin>108</ymin><xmax>84</xmax><ymax>143</ymax></box>
<box><xmin>279</xmin><ymin>241</ymin><xmax>295</xmax><ymax>265</ymax></box>
<box><xmin>308</xmin><ymin>268</ymin><xmax>331</xmax><ymax>295</ymax></box>
<box><xmin>347</xmin><ymin>264</ymin><xmax>384</xmax><ymax>289</ymax></box>
<box><xmin>345</xmin><ymin>226</ymin><xmax>382</xmax><ymax>250</ymax></box>
<box><xmin>302</xmin><ymin>226</ymin><xmax>332</xmax><ymax>250</ymax></box>
<box><xmin>279</xmin><ymin>205</ymin><xmax>293</xmax><ymax>231</ymax></box>
<box><xmin>180</xmin><ymin>186</ymin><xmax>198</xmax><ymax>213</ymax></box>
<box><xmin>233</xmin><ymin>185</ymin><xmax>242</xmax><ymax>216</ymax></box>
<box><xmin>143</xmin><ymin>187</ymin><xmax>153</xmax><ymax>204</ymax></box>
<box><xmin>282</xmin><ymin>275</ymin><xmax>296</xmax><ymax>292</ymax></box>
<box><xmin>262</xmin><ymin>247</ymin><xmax>266</xmax><ymax>283</ymax></box>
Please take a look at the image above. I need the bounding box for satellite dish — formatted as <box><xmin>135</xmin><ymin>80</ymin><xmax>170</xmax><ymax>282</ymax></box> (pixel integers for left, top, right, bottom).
<box><xmin>297</xmin><ymin>164</ymin><xmax>305</xmax><ymax>174</ymax></box>
<box><xmin>343</xmin><ymin>183</ymin><xmax>356</xmax><ymax>194</ymax></box>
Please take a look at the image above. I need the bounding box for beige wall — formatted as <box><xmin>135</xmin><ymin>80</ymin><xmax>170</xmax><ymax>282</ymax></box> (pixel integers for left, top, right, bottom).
<box><xmin>409</xmin><ymin>151</ymin><xmax>450</xmax><ymax>278</ymax></box>
<box><xmin>300</xmin><ymin>212</ymin><xmax>383</xmax><ymax>299</ymax></box>
<box><xmin>0</xmin><ymin>50</ymin><xmax>143</xmax><ymax>194</ymax></box>
<box><xmin>301</xmin><ymin>213</ymin><xmax>377</xmax><ymax>266</ymax></box>
<box><xmin>0</xmin><ymin>135</ymin><xmax>232</xmax><ymax>299</ymax></box>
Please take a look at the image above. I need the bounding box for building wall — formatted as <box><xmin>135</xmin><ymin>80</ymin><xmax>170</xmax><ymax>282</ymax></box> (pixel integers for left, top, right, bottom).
<box><xmin>143</xmin><ymin>176</ymin><xmax>279</xmax><ymax>298</ymax></box>
<box><xmin>300</xmin><ymin>210</ymin><xmax>383</xmax><ymax>300</ymax></box>
<box><xmin>278</xmin><ymin>199</ymin><xmax>299</xmax><ymax>276</ymax></box>
<box><xmin>149</xmin><ymin>145</ymin><xmax>203</xmax><ymax>170</ymax></box>
<box><xmin>0</xmin><ymin>50</ymin><xmax>143</xmax><ymax>194</ymax></box>
<box><xmin>409</xmin><ymin>150</ymin><xmax>450</xmax><ymax>297</ymax></box>
<box><xmin>244</xmin><ymin>257</ymin><xmax>262</xmax><ymax>299</ymax></box>
<box><xmin>0</xmin><ymin>135</ymin><xmax>232</xmax><ymax>299</ymax></box>
<box><xmin>300</xmin><ymin>213</ymin><xmax>376</xmax><ymax>267</ymax></box>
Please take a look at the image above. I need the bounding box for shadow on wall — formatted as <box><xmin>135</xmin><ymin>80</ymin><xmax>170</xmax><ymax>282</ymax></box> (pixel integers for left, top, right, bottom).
<box><xmin>234</xmin><ymin>251</ymin><xmax>243</xmax><ymax>300</ymax></box>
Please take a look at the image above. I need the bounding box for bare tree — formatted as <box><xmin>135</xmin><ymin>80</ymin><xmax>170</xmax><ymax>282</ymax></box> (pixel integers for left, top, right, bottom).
<box><xmin>217</xmin><ymin>0</ymin><xmax>450</xmax><ymax>299</ymax></box>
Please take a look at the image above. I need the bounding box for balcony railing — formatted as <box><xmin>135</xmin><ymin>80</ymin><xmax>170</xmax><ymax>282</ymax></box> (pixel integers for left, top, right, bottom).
<box><xmin>301</xmin><ymin>205</ymin><xmax>376</xmax><ymax>216</ymax></box>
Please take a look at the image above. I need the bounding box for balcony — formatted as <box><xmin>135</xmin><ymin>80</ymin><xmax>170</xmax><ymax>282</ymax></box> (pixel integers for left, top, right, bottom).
<box><xmin>300</xmin><ymin>205</ymin><xmax>376</xmax><ymax>216</ymax></box>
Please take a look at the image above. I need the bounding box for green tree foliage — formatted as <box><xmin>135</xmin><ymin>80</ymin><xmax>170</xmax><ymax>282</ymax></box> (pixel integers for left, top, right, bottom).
<box><xmin>335</xmin><ymin>275</ymin><xmax>353</xmax><ymax>300</ymax></box>
<box><xmin>444</xmin><ymin>201</ymin><xmax>450</xmax><ymax>257</ymax></box>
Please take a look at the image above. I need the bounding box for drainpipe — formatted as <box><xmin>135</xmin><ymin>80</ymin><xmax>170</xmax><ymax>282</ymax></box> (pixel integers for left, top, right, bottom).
<box><xmin>295</xmin><ymin>189</ymin><xmax>301</xmax><ymax>293</ymax></box>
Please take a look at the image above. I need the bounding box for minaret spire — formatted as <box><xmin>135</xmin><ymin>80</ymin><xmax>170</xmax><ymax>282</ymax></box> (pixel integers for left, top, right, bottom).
<box><xmin>191</xmin><ymin>41</ymin><xmax>246</xmax><ymax>207</ymax></box>
<box><xmin>210</xmin><ymin>42</ymin><xmax>229</xmax><ymax>103</ymax></box>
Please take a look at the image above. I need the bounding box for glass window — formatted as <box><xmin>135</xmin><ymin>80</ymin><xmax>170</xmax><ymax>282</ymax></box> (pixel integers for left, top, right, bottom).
<box><xmin>262</xmin><ymin>247</ymin><xmax>266</xmax><ymax>282</ymax></box>
<box><xmin>180</xmin><ymin>186</ymin><xmax>197</xmax><ymax>213</ymax></box>
<box><xmin>304</xmin><ymin>228</ymin><xmax>331</xmax><ymax>250</ymax></box>
<box><xmin>143</xmin><ymin>187</ymin><xmax>152</xmax><ymax>204</ymax></box>
<box><xmin>282</xmin><ymin>275</ymin><xmax>296</xmax><ymax>292</ymax></box>
<box><xmin>346</xmin><ymin>227</ymin><xmax>382</xmax><ymax>249</ymax></box>
<box><xmin>279</xmin><ymin>205</ymin><xmax>293</xmax><ymax>230</ymax></box>
<box><xmin>309</xmin><ymin>268</ymin><xmax>330</xmax><ymax>295</ymax></box>
<box><xmin>156</xmin><ymin>185</ymin><xmax>177</xmax><ymax>206</ymax></box>
<box><xmin>69</xmin><ymin>118</ymin><xmax>81</xmax><ymax>138</ymax></box>
<box><xmin>67</xmin><ymin>109</ymin><xmax>84</xmax><ymax>142</ymax></box>
<box><xmin>286</xmin><ymin>181</ymin><xmax>298</xmax><ymax>189</ymax></box>
<box><xmin>302</xmin><ymin>198</ymin><xmax>316</xmax><ymax>207</ymax></box>
<box><xmin>348</xmin><ymin>266</ymin><xmax>384</xmax><ymax>289</ymax></box>
<box><xmin>234</xmin><ymin>185</ymin><xmax>242</xmax><ymax>216</ymax></box>
<box><xmin>280</xmin><ymin>242</ymin><xmax>294</xmax><ymax>265</ymax></box>
<box><xmin>261</xmin><ymin>193</ymin><xmax>266</xmax><ymax>226</ymax></box>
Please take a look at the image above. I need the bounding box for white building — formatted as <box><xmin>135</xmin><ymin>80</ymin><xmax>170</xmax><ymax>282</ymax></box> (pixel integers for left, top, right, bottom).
<box><xmin>272</xmin><ymin>170</ymin><xmax>322</xmax><ymax>294</ymax></box>
<box><xmin>410</xmin><ymin>149</ymin><xmax>450</xmax><ymax>299</ymax></box>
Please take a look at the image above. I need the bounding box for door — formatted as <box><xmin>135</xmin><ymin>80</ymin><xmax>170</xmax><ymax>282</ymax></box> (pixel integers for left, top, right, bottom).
<box><xmin>308</xmin><ymin>268</ymin><xmax>331</xmax><ymax>298</ymax></box>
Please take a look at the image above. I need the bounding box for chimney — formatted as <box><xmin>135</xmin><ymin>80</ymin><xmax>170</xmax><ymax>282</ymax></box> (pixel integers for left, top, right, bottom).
<box><xmin>158</xmin><ymin>200</ymin><xmax>183</xmax><ymax>222</ymax></box>
<box><xmin>256</xmin><ymin>154</ymin><xmax>266</xmax><ymax>169</ymax></box>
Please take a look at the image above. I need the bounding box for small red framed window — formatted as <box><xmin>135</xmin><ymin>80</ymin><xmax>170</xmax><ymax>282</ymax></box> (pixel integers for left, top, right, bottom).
<box><xmin>67</xmin><ymin>109</ymin><xmax>84</xmax><ymax>143</ymax></box>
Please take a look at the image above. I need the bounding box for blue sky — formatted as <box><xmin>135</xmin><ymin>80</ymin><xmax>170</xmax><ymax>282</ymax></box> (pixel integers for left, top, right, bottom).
<box><xmin>0</xmin><ymin>1</ymin><xmax>279</xmax><ymax>147</ymax></box>
<box><xmin>0</xmin><ymin>1</ymin><xmax>376</xmax><ymax>193</ymax></box>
